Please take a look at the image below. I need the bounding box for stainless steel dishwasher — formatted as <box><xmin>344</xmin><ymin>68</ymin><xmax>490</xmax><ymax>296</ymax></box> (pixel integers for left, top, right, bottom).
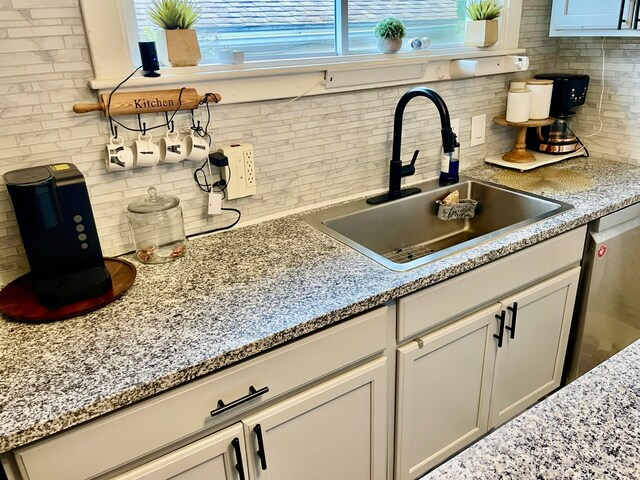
<box><xmin>565</xmin><ymin>202</ymin><xmax>640</xmax><ymax>383</ymax></box>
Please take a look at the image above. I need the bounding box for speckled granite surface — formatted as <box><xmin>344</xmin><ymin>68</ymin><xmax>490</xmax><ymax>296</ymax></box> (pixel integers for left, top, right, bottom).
<box><xmin>1</xmin><ymin>157</ymin><xmax>640</xmax><ymax>453</ymax></box>
<box><xmin>423</xmin><ymin>339</ymin><xmax>640</xmax><ymax>480</ymax></box>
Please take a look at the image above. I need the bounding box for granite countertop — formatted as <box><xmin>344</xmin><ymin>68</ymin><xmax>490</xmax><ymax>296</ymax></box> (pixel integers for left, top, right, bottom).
<box><xmin>423</xmin><ymin>339</ymin><xmax>640</xmax><ymax>479</ymax></box>
<box><xmin>2</xmin><ymin>157</ymin><xmax>640</xmax><ymax>453</ymax></box>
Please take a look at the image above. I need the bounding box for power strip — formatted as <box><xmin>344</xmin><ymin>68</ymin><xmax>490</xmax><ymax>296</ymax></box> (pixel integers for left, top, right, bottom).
<box><xmin>219</xmin><ymin>143</ymin><xmax>256</xmax><ymax>200</ymax></box>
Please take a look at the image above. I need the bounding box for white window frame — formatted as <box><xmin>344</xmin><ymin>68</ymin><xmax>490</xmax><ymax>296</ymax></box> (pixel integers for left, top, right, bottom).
<box><xmin>79</xmin><ymin>0</ymin><xmax>525</xmax><ymax>103</ymax></box>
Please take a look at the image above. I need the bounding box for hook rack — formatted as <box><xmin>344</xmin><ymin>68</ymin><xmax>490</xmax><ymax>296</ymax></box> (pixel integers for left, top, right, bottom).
<box><xmin>164</xmin><ymin>111</ymin><xmax>174</xmax><ymax>133</ymax></box>
<box><xmin>72</xmin><ymin>88</ymin><xmax>221</xmax><ymax>116</ymax></box>
<box><xmin>74</xmin><ymin>88</ymin><xmax>222</xmax><ymax>138</ymax></box>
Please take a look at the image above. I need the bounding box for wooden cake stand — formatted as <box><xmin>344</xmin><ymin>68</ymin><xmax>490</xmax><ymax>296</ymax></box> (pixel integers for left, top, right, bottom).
<box><xmin>494</xmin><ymin>115</ymin><xmax>555</xmax><ymax>163</ymax></box>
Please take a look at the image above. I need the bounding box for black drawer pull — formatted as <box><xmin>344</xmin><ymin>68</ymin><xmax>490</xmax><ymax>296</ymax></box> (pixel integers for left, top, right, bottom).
<box><xmin>231</xmin><ymin>437</ymin><xmax>246</xmax><ymax>480</ymax></box>
<box><xmin>254</xmin><ymin>423</ymin><xmax>268</xmax><ymax>470</ymax></box>
<box><xmin>210</xmin><ymin>386</ymin><xmax>269</xmax><ymax>417</ymax></box>
<box><xmin>494</xmin><ymin>310</ymin><xmax>506</xmax><ymax>348</ymax></box>
<box><xmin>505</xmin><ymin>302</ymin><xmax>518</xmax><ymax>339</ymax></box>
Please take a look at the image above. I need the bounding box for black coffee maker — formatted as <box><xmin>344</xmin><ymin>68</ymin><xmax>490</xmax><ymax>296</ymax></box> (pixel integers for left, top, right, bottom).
<box><xmin>526</xmin><ymin>73</ymin><xmax>590</xmax><ymax>154</ymax></box>
<box><xmin>4</xmin><ymin>164</ymin><xmax>112</xmax><ymax>307</ymax></box>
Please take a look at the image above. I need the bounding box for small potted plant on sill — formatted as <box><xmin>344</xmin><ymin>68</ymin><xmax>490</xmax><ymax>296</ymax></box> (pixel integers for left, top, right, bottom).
<box><xmin>374</xmin><ymin>17</ymin><xmax>406</xmax><ymax>54</ymax></box>
<box><xmin>149</xmin><ymin>0</ymin><xmax>202</xmax><ymax>67</ymax></box>
<box><xmin>465</xmin><ymin>0</ymin><xmax>502</xmax><ymax>48</ymax></box>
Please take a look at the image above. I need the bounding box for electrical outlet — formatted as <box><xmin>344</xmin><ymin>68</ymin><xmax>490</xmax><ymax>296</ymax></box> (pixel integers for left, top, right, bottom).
<box><xmin>244</xmin><ymin>149</ymin><xmax>255</xmax><ymax>187</ymax></box>
<box><xmin>220</xmin><ymin>143</ymin><xmax>257</xmax><ymax>200</ymax></box>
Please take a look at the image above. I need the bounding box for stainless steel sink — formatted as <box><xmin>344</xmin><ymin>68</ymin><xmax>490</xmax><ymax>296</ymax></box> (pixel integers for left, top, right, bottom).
<box><xmin>303</xmin><ymin>177</ymin><xmax>573</xmax><ymax>271</ymax></box>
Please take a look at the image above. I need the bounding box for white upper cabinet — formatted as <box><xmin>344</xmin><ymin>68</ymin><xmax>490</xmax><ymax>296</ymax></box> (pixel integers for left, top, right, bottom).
<box><xmin>550</xmin><ymin>0</ymin><xmax>640</xmax><ymax>36</ymax></box>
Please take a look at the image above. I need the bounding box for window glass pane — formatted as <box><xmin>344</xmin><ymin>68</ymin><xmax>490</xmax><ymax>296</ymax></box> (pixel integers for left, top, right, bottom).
<box><xmin>348</xmin><ymin>0</ymin><xmax>467</xmax><ymax>54</ymax></box>
<box><xmin>134</xmin><ymin>0</ymin><xmax>336</xmax><ymax>64</ymax></box>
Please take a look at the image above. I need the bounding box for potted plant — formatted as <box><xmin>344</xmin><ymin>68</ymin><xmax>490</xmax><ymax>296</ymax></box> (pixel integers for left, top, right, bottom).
<box><xmin>374</xmin><ymin>17</ymin><xmax>406</xmax><ymax>54</ymax></box>
<box><xmin>149</xmin><ymin>0</ymin><xmax>202</xmax><ymax>67</ymax></box>
<box><xmin>465</xmin><ymin>0</ymin><xmax>502</xmax><ymax>48</ymax></box>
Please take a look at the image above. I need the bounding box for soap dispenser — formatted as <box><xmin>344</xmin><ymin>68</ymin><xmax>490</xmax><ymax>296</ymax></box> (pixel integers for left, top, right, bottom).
<box><xmin>439</xmin><ymin>132</ymin><xmax>460</xmax><ymax>185</ymax></box>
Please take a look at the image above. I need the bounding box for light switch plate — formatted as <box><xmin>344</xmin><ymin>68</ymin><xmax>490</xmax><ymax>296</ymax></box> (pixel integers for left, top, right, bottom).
<box><xmin>471</xmin><ymin>114</ymin><xmax>486</xmax><ymax>147</ymax></box>
<box><xmin>450</xmin><ymin>118</ymin><xmax>460</xmax><ymax>140</ymax></box>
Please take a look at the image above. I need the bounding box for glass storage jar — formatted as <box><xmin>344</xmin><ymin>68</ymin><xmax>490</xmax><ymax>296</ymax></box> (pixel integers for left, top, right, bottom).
<box><xmin>127</xmin><ymin>187</ymin><xmax>187</xmax><ymax>264</ymax></box>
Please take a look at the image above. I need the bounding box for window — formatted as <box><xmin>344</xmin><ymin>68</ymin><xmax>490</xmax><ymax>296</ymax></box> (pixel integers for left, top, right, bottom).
<box><xmin>132</xmin><ymin>0</ymin><xmax>468</xmax><ymax>65</ymax></box>
<box><xmin>80</xmin><ymin>0</ymin><xmax>524</xmax><ymax>103</ymax></box>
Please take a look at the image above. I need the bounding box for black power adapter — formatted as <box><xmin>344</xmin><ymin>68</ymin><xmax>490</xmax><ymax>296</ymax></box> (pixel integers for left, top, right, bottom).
<box><xmin>209</xmin><ymin>152</ymin><xmax>229</xmax><ymax>168</ymax></box>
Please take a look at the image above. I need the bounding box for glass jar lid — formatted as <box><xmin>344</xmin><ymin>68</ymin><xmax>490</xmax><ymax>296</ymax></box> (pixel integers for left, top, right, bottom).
<box><xmin>127</xmin><ymin>187</ymin><xmax>180</xmax><ymax>214</ymax></box>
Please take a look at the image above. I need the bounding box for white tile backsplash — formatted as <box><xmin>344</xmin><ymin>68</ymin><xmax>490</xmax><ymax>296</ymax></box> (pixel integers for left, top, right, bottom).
<box><xmin>0</xmin><ymin>0</ymin><xmax>561</xmax><ymax>284</ymax></box>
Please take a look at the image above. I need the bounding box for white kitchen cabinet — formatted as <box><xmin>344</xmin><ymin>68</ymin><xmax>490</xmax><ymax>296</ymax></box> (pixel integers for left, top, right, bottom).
<box><xmin>14</xmin><ymin>308</ymin><xmax>389</xmax><ymax>480</ymax></box>
<box><xmin>550</xmin><ymin>0</ymin><xmax>640</xmax><ymax>36</ymax></box>
<box><xmin>242</xmin><ymin>358</ymin><xmax>387</xmax><ymax>480</ymax></box>
<box><xmin>395</xmin><ymin>229</ymin><xmax>585</xmax><ymax>479</ymax></box>
<box><xmin>113</xmin><ymin>358</ymin><xmax>387</xmax><ymax>480</ymax></box>
<box><xmin>395</xmin><ymin>305</ymin><xmax>499</xmax><ymax>480</ymax></box>
<box><xmin>112</xmin><ymin>423</ymin><xmax>248</xmax><ymax>480</ymax></box>
<box><xmin>489</xmin><ymin>267</ymin><xmax>580</xmax><ymax>427</ymax></box>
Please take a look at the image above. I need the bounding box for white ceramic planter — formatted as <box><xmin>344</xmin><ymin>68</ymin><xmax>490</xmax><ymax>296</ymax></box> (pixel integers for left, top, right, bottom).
<box><xmin>464</xmin><ymin>19</ymin><xmax>499</xmax><ymax>48</ymax></box>
<box><xmin>376</xmin><ymin>37</ymin><xmax>403</xmax><ymax>54</ymax></box>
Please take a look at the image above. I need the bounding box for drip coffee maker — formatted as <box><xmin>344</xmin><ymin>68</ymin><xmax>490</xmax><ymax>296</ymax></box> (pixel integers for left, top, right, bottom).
<box><xmin>526</xmin><ymin>73</ymin><xmax>590</xmax><ymax>154</ymax></box>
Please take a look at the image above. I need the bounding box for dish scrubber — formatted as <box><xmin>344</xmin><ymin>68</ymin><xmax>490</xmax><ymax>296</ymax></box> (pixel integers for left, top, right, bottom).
<box><xmin>436</xmin><ymin>189</ymin><xmax>478</xmax><ymax>220</ymax></box>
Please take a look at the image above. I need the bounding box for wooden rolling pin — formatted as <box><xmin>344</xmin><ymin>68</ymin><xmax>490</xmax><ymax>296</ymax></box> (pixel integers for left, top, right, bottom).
<box><xmin>73</xmin><ymin>89</ymin><xmax>221</xmax><ymax>116</ymax></box>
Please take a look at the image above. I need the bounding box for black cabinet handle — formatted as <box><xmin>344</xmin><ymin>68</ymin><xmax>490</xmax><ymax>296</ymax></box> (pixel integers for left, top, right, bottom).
<box><xmin>231</xmin><ymin>437</ymin><xmax>246</xmax><ymax>480</ymax></box>
<box><xmin>494</xmin><ymin>310</ymin><xmax>506</xmax><ymax>348</ymax></box>
<box><xmin>210</xmin><ymin>386</ymin><xmax>269</xmax><ymax>417</ymax></box>
<box><xmin>505</xmin><ymin>302</ymin><xmax>518</xmax><ymax>339</ymax></box>
<box><xmin>254</xmin><ymin>423</ymin><xmax>268</xmax><ymax>470</ymax></box>
<box><xmin>618</xmin><ymin>0</ymin><xmax>627</xmax><ymax>29</ymax></box>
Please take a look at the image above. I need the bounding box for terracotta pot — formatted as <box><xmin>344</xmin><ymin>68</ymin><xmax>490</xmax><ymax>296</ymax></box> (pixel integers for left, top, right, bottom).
<box><xmin>377</xmin><ymin>37</ymin><xmax>403</xmax><ymax>54</ymax></box>
<box><xmin>164</xmin><ymin>29</ymin><xmax>201</xmax><ymax>67</ymax></box>
<box><xmin>464</xmin><ymin>19</ymin><xmax>499</xmax><ymax>48</ymax></box>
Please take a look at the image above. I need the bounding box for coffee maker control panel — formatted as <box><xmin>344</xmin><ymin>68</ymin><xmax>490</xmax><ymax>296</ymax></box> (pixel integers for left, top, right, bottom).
<box><xmin>570</xmin><ymin>86</ymin><xmax>588</xmax><ymax>104</ymax></box>
<box><xmin>534</xmin><ymin>73</ymin><xmax>590</xmax><ymax>116</ymax></box>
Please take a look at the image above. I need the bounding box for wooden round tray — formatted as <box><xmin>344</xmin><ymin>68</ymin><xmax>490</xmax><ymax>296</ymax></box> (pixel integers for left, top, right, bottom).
<box><xmin>0</xmin><ymin>258</ymin><xmax>136</xmax><ymax>323</ymax></box>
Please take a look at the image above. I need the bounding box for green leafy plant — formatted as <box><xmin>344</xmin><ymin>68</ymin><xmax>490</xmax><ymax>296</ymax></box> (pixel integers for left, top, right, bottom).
<box><xmin>374</xmin><ymin>17</ymin><xmax>406</xmax><ymax>39</ymax></box>
<box><xmin>149</xmin><ymin>0</ymin><xmax>201</xmax><ymax>30</ymax></box>
<box><xmin>466</xmin><ymin>0</ymin><xmax>502</xmax><ymax>21</ymax></box>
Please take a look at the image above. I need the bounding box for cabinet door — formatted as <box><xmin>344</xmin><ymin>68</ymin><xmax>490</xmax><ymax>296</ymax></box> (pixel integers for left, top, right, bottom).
<box><xmin>489</xmin><ymin>267</ymin><xmax>580</xmax><ymax>428</ymax></box>
<box><xmin>242</xmin><ymin>358</ymin><xmax>387</xmax><ymax>480</ymax></box>
<box><xmin>113</xmin><ymin>423</ymin><xmax>248</xmax><ymax>480</ymax></box>
<box><xmin>395</xmin><ymin>305</ymin><xmax>499</xmax><ymax>480</ymax></box>
<box><xmin>551</xmin><ymin>0</ymin><xmax>631</xmax><ymax>30</ymax></box>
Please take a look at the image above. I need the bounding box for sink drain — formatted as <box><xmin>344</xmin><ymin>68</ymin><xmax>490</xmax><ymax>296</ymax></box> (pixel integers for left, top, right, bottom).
<box><xmin>382</xmin><ymin>244</ymin><xmax>435</xmax><ymax>264</ymax></box>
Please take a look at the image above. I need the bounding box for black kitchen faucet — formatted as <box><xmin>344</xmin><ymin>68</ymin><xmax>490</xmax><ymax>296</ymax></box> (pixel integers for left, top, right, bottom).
<box><xmin>367</xmin><ymin>87</ymin><xmax>459</xmax><ymax>205</ymax></box>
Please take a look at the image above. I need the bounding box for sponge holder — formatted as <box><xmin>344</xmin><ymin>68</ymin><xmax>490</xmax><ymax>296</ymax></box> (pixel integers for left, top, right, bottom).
<box><xmin>437</xmin><ymin>199</ymin><xmax>478</xmax><ymax>221</ymax></box>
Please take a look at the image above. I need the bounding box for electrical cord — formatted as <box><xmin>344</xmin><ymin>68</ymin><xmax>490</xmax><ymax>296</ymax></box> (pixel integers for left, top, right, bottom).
<box><xmin>191</xmin><ymin>93</ymin><xmax>241</xmax><ymax>231</ymax></box>
<box><xmin>582</xmin><ymin>37</ymin><xmax>606</xmax><ymax>139</ymax></box>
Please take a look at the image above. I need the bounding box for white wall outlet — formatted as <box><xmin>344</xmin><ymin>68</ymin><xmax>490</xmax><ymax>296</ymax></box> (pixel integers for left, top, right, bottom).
<box><xmin>470</xmin><ymin>114</ymin><xmax>486</xmax><ymax>147</ymax></box>
<box><xmin>220</xmin><ymin>143</ymin><xmax>257</xmax><ymax>200</ymax></box>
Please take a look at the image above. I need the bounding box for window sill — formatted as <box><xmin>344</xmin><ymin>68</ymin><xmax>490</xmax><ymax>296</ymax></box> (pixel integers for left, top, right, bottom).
<box><xmin>89</xmin><ymin>48</ymin><xmax>527</xmax><ymax>104</ymax></box>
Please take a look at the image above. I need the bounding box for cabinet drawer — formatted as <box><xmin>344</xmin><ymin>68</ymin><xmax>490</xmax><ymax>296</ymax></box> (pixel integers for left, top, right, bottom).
<box><xmin>398</xmin><ymin>227</ymin><xmax>586</xmax><ymax>341</ymax></box>
<box><xmin>15</xmin><ymin>307</ymin><xmax>388</xmax><ymax>480</ymax></box>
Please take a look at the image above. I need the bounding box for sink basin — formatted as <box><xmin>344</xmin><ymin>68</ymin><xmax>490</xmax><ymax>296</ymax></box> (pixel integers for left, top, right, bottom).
<box><xmin>303</xmin><ymin>177</ymin><xmax>573</xmax><ymax>271</ymax></box>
